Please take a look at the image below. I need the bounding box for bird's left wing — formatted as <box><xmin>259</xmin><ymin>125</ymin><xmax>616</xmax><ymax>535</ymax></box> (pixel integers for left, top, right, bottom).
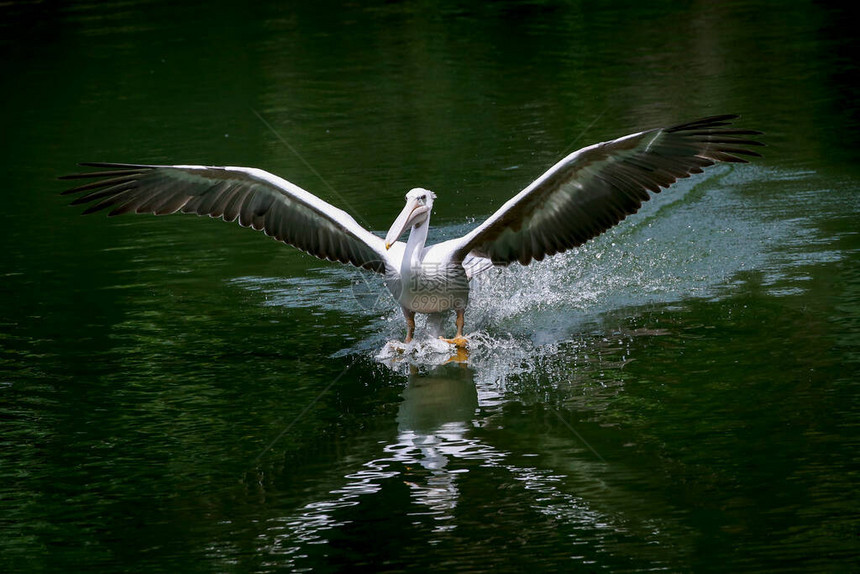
<box><xmin>450</xmin><ymin>115</ymin><xmax>763</xmax><ymax>267</ymax></box>
<box><xmin>61</xmin><ymin>163</ymin><xmax>390</xmax><ymax>272</ymax></box>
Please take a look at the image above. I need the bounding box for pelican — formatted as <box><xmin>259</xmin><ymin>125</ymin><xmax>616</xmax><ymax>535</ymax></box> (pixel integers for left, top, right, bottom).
<box><xmin>61</xmin><ymin>115</ymin><xmax>763</xmax><ymax>346</ymax></box>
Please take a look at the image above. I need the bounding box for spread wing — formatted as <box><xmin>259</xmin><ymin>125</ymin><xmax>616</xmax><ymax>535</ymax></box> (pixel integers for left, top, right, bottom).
<box><xmin>61</xmin><ymin>163</ymin><xmax>391</xmax><ymax>272</ymax></box>
<box><xmin>451</xmin><ymin>115</ymin><xmax>764</xmax><ymax>266</ymax></box>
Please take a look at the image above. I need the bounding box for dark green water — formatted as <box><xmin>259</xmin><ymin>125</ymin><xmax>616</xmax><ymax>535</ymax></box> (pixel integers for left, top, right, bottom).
<box><xmin>2</xmin><ymin>1</ymin><xmax>859</xmax><ymax>572</ymax></box>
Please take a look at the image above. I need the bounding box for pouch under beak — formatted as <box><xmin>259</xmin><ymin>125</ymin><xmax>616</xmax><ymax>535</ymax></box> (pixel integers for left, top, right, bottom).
<box><xmin>385</xmin><ymin>201</ymin><xmax>429</xmax><ymax>249</ymax></box>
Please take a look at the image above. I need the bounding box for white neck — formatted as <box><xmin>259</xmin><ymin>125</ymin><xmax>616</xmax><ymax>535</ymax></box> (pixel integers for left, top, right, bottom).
<box><xmin>401</xmin><ymin>220</ymin><xmax>429</xmax><ymax>277</ymax></box>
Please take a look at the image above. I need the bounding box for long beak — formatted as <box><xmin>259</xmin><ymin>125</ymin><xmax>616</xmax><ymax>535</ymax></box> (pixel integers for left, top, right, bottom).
<box><xmin>385</xmin><ymin>200</ymin><xmax>429</xmax><ymax>250</ymax></box>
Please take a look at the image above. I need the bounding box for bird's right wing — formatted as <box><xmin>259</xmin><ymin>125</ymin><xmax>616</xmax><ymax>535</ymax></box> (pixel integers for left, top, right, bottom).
<box><xmin>450</xmin><ymin>115</ymin><xmax>764</xmax><ymax>266</ymax></box>
<box><xmin>61</xmin><ymin>163</ymin><xmax>391</xmax><ymax>273</ymax></box>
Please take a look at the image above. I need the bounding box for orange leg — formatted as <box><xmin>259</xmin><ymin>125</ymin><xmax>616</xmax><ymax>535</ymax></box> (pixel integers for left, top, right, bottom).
<box><xmin>403</xmin><ymin>309</ymin><xmax>416</xmax><ymax>343</ymax></box>
<box><xmin>440</xmin><ymin>309</ymin><xmax>468</xmax><ymax>348</ymax></box>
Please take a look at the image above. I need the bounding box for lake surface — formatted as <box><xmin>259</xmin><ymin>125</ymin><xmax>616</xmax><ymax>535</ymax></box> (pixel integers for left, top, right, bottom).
<box><xmin>2</xmin><ymin>1</ymin><xmax>859</xmax><ymax>572</ymax></box>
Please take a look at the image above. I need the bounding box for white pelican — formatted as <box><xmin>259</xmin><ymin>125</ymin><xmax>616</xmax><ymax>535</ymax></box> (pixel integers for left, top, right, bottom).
<box><xmin>62</xmin><ymin>115</ymin><xmax>762</xmax><ymax>346</ymax></box>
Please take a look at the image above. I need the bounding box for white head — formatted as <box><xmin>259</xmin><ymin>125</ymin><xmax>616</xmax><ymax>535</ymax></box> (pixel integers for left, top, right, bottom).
<box><xmin>385</xmin><ymin>188</ymin><xmax>436</xmax><ymax>250</ymax></box>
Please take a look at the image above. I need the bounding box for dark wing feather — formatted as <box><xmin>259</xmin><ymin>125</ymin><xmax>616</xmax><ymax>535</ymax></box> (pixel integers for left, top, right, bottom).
<box><xmin>452</xmin><ymin>115</ymin><xmax>763</xmax><ymax>266</ymax></box>
<box><xmin>61</xmin><ymin>163</ymin><xmax>389</xmax><ymax>272</ymax></box>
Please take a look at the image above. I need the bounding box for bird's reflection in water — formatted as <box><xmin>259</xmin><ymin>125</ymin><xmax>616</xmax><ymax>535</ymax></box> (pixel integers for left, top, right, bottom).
<box><xmin>263</xmin><ymin>361</ymin><xmax>506</xmax><ymax>552</ymax></box>
<box><xmin>394</xmin><ymin>363</ymin><xmax>479</xmax><ymax>529</ymax></box>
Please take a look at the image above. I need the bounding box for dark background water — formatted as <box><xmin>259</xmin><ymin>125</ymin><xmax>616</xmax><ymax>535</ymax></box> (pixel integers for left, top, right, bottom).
<box><xmin>2</xmin><ymin>1</ymin><xmax>858</xmax><ymax>572</ymax></box>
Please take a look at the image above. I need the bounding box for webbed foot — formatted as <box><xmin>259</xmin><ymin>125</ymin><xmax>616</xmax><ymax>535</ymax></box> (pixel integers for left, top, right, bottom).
<box><xmin>443</xmin><ymin>346</ymin><xmax>470</xmax><ymax>364</ymax></box>
<box><xmin>440</xmin><ymin>335</ymin><xmax>469</xmax><ymax>348</ymax></box>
